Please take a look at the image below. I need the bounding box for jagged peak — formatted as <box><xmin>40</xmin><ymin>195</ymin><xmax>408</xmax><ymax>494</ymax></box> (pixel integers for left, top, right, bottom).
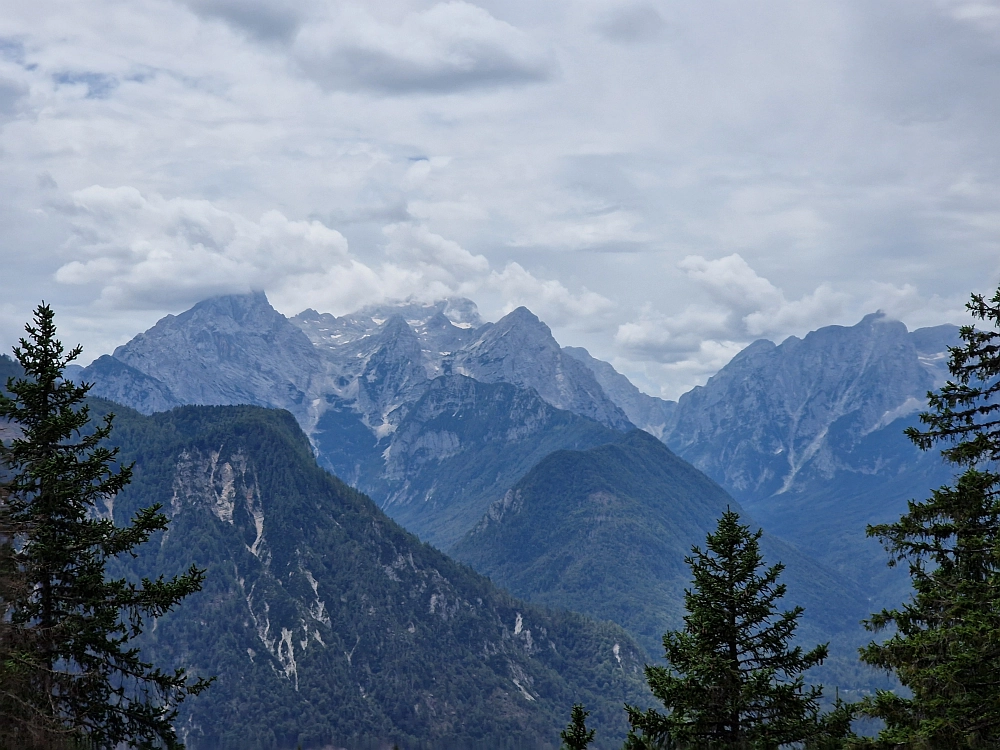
<box><xmin>378</xmin><ymin>313</ymin><xmax>417</xmax><ymax>336</ymax></box>
<box><xmin>492</xmin><ymin>306</ymin><xmax>552</xmax><ymax>337</ymax></box>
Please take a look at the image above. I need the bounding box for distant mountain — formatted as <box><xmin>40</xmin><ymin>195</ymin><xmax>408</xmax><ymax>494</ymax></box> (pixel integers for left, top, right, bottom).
<box><xmin>98</xmin><ymin>402</ymin><xmax>649</xmax><ymax>750</ymax></box>
<box><xmin>321</xmin><ymin>374</ymin><xmax>622</xmax><ymax>550</ymax></box>
<box><xmin>69</xmin><ymin>354</ymin><xmax>181</xmax><ymax>414</ymax></box>
<box><xmin>659</xmin><ymin>313</ymin><xmax>959</xmax><ymax>604</ymax></box>
<box><xmin>78</xmin><ymin>293</ymin><xmax>634</xmax><ymax>549</ymax></box>
<box><xmin>563</xmin><ymin>347</ymin><xmax>674</xmax><ymax>438</ymax></box>
<box><xmin>450</xmin><ymin>430</ymin><xmax>873</xmax><ymax>694</ymax></box>
<box><xmin>74</xmin><ymin>294</ymin><xmax>960</xmax><ymax>607</ymax></box>
<box><xmin>290</xmin><ymin>299</ymin><xmax>630</xmax><ymax>433</ymax></box>
<box><xmin>108</xmin><ymin>292</ymin><xmax>323</xmax><ymax>421</ymax></box>
<box><xmin>447</xmin><ymin>308</ymin><xmax>633</xmax><ymax>431</ymax></box>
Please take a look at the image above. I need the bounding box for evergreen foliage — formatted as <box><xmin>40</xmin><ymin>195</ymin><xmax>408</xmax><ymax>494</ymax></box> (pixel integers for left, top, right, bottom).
<box><xmin>452</xmin><ymin>429</ymin><xmax>866</xmax><ymax>685</ymax></box>
<box><xmin>92</xmin><ymin>401</ymin><xmax>649</xmax><ymax>749</ymax></box>
<box><xmin>561</xmin><ymin>704</ymin><xmax>596</xmax><ymax>750</ymax></box>
<box><xmin>624</xmin><ymin>510</ymin><xmax>834</xmax><ymax>749</ymax></box>
<box><xmin>904</xmin><ymin>287</ymin><xmax>1000</xmax><ymax>466</ymax></box>
<box><xmin>0</xmin><ymin>304</ymin><xmax>209</xmax><ymax>749</ymax></box>
<box><xmin>859</xmin><ymin>288</ymin><xmax>1000</xmax><ymax>747</ymax></box>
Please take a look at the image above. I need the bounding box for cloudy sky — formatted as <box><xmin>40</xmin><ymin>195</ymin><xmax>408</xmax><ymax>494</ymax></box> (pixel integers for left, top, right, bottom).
<box><xmin>1</xmin><ymin>0</ymin><xmax>998</xmax><ymax>398</ymax></box>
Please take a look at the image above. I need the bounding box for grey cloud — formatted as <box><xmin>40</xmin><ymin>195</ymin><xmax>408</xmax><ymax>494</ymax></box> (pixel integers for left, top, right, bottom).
<box><xmin>300</xmin><ymin>44</ymin><xmax>549</xmax><ymax>94</ymax></box>
<box><xmin>596</xmin><ymin>4</ymin><xmax>668</xmax><ymax>43</ymax></box>
<box><xmin>292</xmin><ymin>3</ymin><xmax>553</xmax><ymax>94</ymax></box>
<box><xmin>180</xmin><ymin>0</ymin><xmax>302</xmax><ymax>42</ymax></box>
<box><xmin>0</xmin><ymin>0</ymin><xmax>996</xmax><ymax>397</ymax></box>
<box><xmin>0</xmin><ymin>38</ymin><xmax>26</xmax><ymax>64</ymax></box>
<box><xmin>0</xmin><ymin>77</ymin><xmax>28</xmax><ymax>116</ymax></box>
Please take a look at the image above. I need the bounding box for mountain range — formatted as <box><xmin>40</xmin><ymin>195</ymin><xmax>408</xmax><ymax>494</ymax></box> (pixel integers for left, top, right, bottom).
<box><xmin>44</xmin><ymin>291</ymin><xmax>962</xmax><ymax>735</ymax></box>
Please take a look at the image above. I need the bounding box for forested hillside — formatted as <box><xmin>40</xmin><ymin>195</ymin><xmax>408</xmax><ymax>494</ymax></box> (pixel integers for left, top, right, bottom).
<box><xmin>93</xmin><ymin>401</ymin><xmax>649</xmax><ymax>750</ymax></box>
<box><xmin>451</xmin><ymin>430</ymin><xmax>876</xmax><ymax>695</ymax></box>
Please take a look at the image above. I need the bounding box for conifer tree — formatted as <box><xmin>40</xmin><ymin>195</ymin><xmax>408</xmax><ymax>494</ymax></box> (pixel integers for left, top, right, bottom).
<box><xmin>858</xmin><ymin>287</ymin><xmax>1000</xmax><ymax>747</ymax></box>
<box><xmin>624</xmin><ymin>510</ymin><xmax>832</xmax><ymax>749</ymax></box>
<box><xmin>561</xmin><ymin>703</ymin><xmax>596</xmax><ymax>750</ymax></box>
<box><xmin>0</xmin><ymin>303</ymin><xmax>210</xmax><ymax>749</ymax></box>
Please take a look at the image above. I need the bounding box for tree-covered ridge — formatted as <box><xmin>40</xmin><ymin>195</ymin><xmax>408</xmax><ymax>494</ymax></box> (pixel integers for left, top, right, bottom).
<box><xmin>95</xmin><ymin>401</ymin><xmax>650</xmax><ymax>750</ymax></box>
<box><xmin>452</xmin><ymin>430</ymin><xmax>874</xmax><ymax>696</ymax></box>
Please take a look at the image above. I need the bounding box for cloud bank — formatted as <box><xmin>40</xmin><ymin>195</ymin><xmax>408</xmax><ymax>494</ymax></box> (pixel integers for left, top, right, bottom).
<box><xmin>0</xmin><ymin>0</ymin><xmax>996</xmax><ymax>396</ymax></box>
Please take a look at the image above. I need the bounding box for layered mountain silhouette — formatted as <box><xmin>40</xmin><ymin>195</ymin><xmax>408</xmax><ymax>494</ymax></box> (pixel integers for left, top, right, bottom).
<box><xmin>565</xmin><ymin>313</ymin><xmax>958</xmax><ymax>605</ymax></box>
<box><xmin>73</xmin><ymin>293</ymin><xmax>633</xmax><ymax>548</ymax></box>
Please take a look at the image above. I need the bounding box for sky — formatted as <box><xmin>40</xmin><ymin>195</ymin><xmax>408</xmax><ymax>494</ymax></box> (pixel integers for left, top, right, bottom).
<box><xmin>1</xmin><ymin>0</ymin><xmax>998</xmax><ymax>399</ymax></box>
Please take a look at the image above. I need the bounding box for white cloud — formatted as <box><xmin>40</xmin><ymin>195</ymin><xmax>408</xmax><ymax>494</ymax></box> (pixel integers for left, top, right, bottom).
<box><xmin>611</xmin><ymin>253</ymin><xmax>965</xmax><ymax>394</ymax></box>
<box><xmin>488</xmin><ymin>261</ymin><xmax>614</xmax><ymax>327</ymax></box>
<box><xmin>1</xmin><ymin>0</ymin><xmax>996</xmax><ymax>396</ymax></box>
<box><xmin>676</xmin><ymin>254</ymin><xmax>849</xmax><ymax>338</ymax></box>
<box><xmin>55</xmin><ymin>186</ymin><xmax>353</xmax><ymax>308</ymax></box>
<box><xmin>50</xmin><ymin>185</ymin><xmax>610</xmax><ymax>332</ymax></box>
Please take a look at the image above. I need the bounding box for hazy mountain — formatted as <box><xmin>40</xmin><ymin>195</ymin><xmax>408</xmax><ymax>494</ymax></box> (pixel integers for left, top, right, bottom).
<box><xmin>104</xmin><ymin>292</ymin><xmax>323</xmax><ymax>421</ymax></box>
<box><xmin>68</xmin><ymin>354</ymin><xmax>181</xmax><ymax>414</ymax></box>
<box><xmin>293</xmin><ymin>298</ymin><xmax>482</xmax><ymax>381</ymax></box>
<box><xmin>562</xmin><ymin>346</ymin><xmax>675</xmax><ymax>438</ymax></box>
<box><xmin>660</xmin><ymin>313</ymin><xmax>959</xmax><ymax>604</ymax></box>
<box><xmin>451</xmin><ymin>430</ymin><xmax>873</xmax><ymax>694</ymax></box>
<box><xmin>99</xmin><ymin>402</ymin><xmax>649</xmax><ymax>750</ymax></box>
<box><xmin>74</xmin><ymin>294</ymin><xmax>960</xmax><ymax>604</ymax></box>
<box><xmin>367</xmin><ymin>375</ymin><xmax>620</xmax><ymax>550</ymax></box>
<box><xmin>447</xmin><ymin>308</ymin><xmax>633</xmax><ymax>431</ymax></box>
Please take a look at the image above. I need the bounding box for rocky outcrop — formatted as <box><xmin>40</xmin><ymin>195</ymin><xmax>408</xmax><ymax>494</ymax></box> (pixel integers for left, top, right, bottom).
<box><xmin>563</xmin><ymin>345</ymin><xmax>675</xmax><ymax>438</ymax></box>
<box><xmin>448</xmin><ymin>307</ymin><xmax>633</xmax><ymax>431</ymax></box>
<box><xmin>662</xmin><ymin>313</ymin><xmax>956</xmax><ymax>500</ymax></box>
<box><xmin>110</xmin><ymin>291</ymin><xmax>322</xmax><ymax>420</ymax></box>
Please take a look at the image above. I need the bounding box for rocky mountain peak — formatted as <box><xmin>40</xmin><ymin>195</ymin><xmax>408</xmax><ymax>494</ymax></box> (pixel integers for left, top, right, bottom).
<box><xmin>663</xmin><ymin>312</ymin><xmax>954</xmax><ymax>502</ymax></box>
<box><xmin>563</xmin><ymin>346</ymin><xmax>675</xmax><ymax>438</ymax></box>
<box><xmin>107</xmin><ymin>291</ymin><xmax>321</xmax><ymax>417</ymax></box>
<box><xmin>449</xmin><ymin>308</ymin><xmax>632</xmax><ymax>431</ymax></box>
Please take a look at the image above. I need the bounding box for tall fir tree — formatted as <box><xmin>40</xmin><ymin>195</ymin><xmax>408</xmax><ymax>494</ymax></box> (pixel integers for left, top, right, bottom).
<box><xmin>561</xmin><ymin>703</ymin><xmax>596</xmax><ymax>750</ymax></box>
<box><xmin>624</xmin><ymin>510</ymin><xmax>833</xmax><ymax>750</ymax></box>
<box><xmin>0</xmin><ymin>303</ymin><xmax>210</xmax><ymax>750</ymax></box>
<box><xmin>858</xmin><ymin>287</ymin><xmax>1000</xmax><ymax>747</ymax></box>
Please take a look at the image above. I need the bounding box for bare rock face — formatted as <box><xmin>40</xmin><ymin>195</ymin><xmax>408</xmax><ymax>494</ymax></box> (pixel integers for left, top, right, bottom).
<box><xmin>76</xmin><ymin>355</ymin><xmax>181</xmax><ymax>415</ymax></box>
<box><xmin>293</xmin><ymin>298</ymin><xmax>481</xmax><ymax>379</ymax></box>
<box><xmin>110</xmin><ymin>291</ymin><xmax>322</xmax><ymax>420</ymax></box>
<box><xmin>662</xmin><ymin>313</ymin><xmax>953</xmax><ymax>500</ymax></box>
<box><xmin>448</xmin><ymin>307</ymin><xmax>633</xmax><ymax>431</ymax></box>
<box><xmin>563</xmin><ymin>346</ymin><xmax>675</xmax><ymax>438</ymax></box>
<box><xmin>657</xmin><ymin>312</ymin><xmax>961</xmax><ymax>607</ymax></box>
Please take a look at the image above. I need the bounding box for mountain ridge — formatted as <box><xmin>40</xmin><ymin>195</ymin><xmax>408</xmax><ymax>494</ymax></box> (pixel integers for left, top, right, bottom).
<box><xmin>95</xmin><ymin>401</ymin><xmax>650</xmax><ymax>750</ymax></box>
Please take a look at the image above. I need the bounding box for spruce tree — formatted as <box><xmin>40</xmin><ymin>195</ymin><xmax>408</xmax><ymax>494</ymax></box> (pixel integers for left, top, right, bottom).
<box><xmin>858</xmin><ymin>287</ymin><xmax>1000</xmax><ymax>747</ymax></box>
<box><xmin>561</xmin><ymin>703</ymin><xmax>596</xmax><ymax>750</ymax></box>
<box><xmin>624</xmin><ymin>510</ymin><xmax>831</xmax><ymax>749</ymax></box>
<box><xmin>0</xmin><ymin>303</ymin><xmax>210</xmax><ymax>749</ymax></box>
